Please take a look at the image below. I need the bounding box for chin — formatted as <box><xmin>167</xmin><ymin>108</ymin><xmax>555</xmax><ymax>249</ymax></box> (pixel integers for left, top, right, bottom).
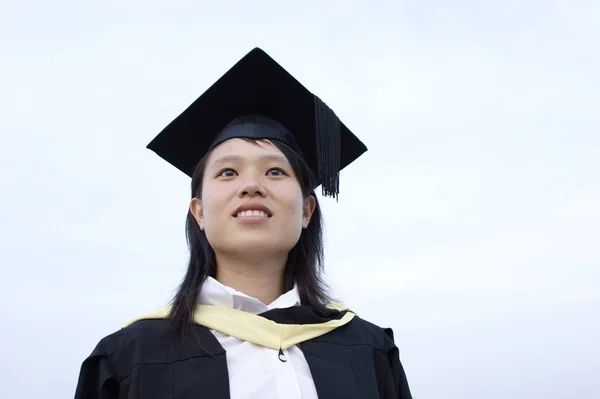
<box><xmin>234</xmin><ymin>236</ymin><xmax>284</xmax><ymax>250</ymax></box>
<box><xmin>224</xmin><ymin>234</ymin><xmax>296</xmax><ymax>255</ymax></box>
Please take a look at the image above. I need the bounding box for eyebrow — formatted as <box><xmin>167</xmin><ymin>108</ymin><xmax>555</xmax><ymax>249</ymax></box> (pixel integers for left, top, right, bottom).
<box><xmin>210</xmin><ymin>154</ymin><xmax>288</xmax><ymax>169</ymax></box>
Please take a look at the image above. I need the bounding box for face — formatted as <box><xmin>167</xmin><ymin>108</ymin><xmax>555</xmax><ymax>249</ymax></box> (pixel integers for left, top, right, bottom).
<box><xmin>190</xmin><ymin>138</ymin><xmax>316</xmax><ymax>259</ymax></box>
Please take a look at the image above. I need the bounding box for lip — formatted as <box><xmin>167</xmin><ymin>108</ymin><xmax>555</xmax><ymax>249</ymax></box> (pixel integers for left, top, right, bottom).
<box><xmin>232</xmin><ymin>203</ymin><xmax>273</xmax><ymax>218</ymax></box>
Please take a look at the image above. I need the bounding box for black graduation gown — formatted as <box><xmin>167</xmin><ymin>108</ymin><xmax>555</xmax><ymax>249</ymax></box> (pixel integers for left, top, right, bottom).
<box><xmin>74</xmin><ymin>308</ymin><xmax>412</xmax><ymax>398</ymax></box>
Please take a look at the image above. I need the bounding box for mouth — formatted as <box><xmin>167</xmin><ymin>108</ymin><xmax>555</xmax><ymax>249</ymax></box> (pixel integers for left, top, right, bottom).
<box><xmin>232</xmin><ymin>204</ymin><xmax>273</xmax><ymax>219</ymax></box>
<box><xmin>234</xmin><ymin>209</ymin><xmax>272</xmax><ymax>218</ymax></box>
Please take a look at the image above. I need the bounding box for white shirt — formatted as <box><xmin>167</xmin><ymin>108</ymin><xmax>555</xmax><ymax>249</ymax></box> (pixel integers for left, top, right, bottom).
<box><xmin>198</xmin><ymin>277</ymin><xmax>319</xmax><ymax>399</ymax></box>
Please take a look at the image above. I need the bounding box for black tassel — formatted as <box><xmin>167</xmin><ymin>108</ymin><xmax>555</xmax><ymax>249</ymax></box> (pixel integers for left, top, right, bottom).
<box><xmin>314</xmin><ymin>95</ymin><xmax>341</xmax><ymax>200</ymax></box>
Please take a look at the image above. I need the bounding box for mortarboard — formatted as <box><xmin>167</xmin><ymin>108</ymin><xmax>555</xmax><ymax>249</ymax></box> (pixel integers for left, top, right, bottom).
<box><xmin>146</xmin><ymin>47</ymin><xmax>367</xmax><ymax>199</ymax></box>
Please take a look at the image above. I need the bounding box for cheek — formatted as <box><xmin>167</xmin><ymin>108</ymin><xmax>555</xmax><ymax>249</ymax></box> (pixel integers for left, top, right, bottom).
<box><xmin>202</xmin><ymin>199</ymin><xmax>224</xmax><ymax>224</ymax></box>
<box><xmin>198</xmin><ymin>187</ymin><xmax>227</xmax><ymax>225</ymax></box>
<box><xmin>284</xmin><ymin>194</ymin><xmax>306</xmax><ymax>225</ymax></box>
<box><xmin>201</xmin><ymin>197</ymin><xmax>228</xmax><ymax>245</ymax></box>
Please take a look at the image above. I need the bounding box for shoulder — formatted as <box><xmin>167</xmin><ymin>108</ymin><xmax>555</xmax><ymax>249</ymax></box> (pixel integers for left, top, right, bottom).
<box><xmin>96</xmin><ymin>306</ymin><xmax>181</xmax><ymax>357</ymax></box>
<box><xmin>90</xmin><ymin>308</ymin><xmax>223</xmax><ymax>379</ymax></box>
<box><xmin>99</xmin><ymin>318</ymin><xmax>169</xmax><ymax>351</ymax></box>
<box><xmin>317</xmin><ymin>309</ymin><xmax>398</xmax><ymax>351</ymax></box>
<box><xmin>91</xmin><ymin>319</ymin><xmax>174</xmax><ymax>375</ymax></box>
<box><xmin>350</xmin><ymin>314</ymin><xmax>397</xmax><ymax>347</ymax></box>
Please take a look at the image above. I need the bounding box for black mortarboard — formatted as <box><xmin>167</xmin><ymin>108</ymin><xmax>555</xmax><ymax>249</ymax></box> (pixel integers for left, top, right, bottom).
<box><xmin>146</xmin><ymin>47</ymin><xmax>367</xmax><ymax>199</ymax></box>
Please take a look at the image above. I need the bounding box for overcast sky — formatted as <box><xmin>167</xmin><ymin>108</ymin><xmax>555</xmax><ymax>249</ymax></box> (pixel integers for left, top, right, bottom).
<box><xmin>1</xmin><ymin>1</ymin><xmax>598</xmax><ymax>398</ymax></box>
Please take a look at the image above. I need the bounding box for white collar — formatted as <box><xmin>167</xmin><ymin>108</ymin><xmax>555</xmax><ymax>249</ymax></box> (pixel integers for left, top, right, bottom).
<box><xmin>198</xmin><ymin>276</ymin><xmax>301</xmax><ymax>315</ymax></box>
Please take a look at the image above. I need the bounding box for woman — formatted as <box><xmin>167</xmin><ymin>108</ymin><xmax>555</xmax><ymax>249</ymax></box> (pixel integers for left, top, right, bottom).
<box><xmin>75</xmin><ymin>48</ymin><xmax>413</xmax><ymax>398</ymax></box>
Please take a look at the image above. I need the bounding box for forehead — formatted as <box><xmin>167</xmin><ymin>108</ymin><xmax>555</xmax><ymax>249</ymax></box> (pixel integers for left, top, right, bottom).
<box><xmin>206</xmin><ymin>138</ymin><xmax>287</xmax><ymax>164</ymax></box>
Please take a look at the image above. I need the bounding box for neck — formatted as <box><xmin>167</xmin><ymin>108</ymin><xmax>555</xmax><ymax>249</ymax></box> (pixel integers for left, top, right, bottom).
<box><xmin>214</xmin><ymin>253</ymin><xmax>287</xmax><ymax>305</ymax></box>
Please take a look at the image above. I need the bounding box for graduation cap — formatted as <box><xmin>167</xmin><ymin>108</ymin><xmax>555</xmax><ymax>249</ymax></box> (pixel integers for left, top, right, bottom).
<box><xmin>146</xmin><ymin>47</ymin><xmax>367</xmax><ymax>199</ymax></box>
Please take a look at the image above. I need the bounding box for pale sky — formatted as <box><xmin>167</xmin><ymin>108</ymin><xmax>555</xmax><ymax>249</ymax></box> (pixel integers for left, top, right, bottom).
<box><xmin>1</xmin><ymin>1</ymin><xmax>599</xmax><ymax>398</ymax></box>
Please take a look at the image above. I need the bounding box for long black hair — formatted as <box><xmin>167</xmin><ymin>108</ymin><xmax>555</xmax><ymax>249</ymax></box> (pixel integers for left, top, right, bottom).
<box><xmin>166</xmin><ymin>137</ymin><xmax>333</xmax><ymax>341</ymax></box>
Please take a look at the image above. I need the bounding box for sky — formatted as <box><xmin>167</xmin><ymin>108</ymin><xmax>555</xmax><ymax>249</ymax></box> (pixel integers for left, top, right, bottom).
<box><xmin>1</xmin><ymin>0</ymin><xmax>598</xmax><ymax>397</ymax></box>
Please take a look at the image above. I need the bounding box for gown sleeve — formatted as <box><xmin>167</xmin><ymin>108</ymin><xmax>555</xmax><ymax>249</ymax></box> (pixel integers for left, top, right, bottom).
<box><xmin>74</xmin><ymin>341</ymin><xmax>120</xmax><ymax>399</ymax></box>
<box><xmin>375</xmin><ymin>328</ymin><xmax>413</xmax><ymax>399</ymax></box>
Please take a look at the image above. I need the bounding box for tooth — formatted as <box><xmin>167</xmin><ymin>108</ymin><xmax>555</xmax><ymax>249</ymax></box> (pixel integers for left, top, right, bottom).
<box><xmin>236</xmin><ymin>210</ymin><xmax>268</xmax><ymax>217</ymax></box>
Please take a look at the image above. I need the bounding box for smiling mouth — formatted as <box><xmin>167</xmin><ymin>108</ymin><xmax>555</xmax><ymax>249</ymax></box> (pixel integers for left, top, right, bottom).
<box><xmin>234</xmin><ymin>210</ymin><xmax>272</xmax><ymax>218</ymax></box>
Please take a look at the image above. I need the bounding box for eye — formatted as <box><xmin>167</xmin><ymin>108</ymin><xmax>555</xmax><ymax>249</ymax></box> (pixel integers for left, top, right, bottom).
<box><xmin>267</xmin><ymin>167</ymin><xmax>287</xmax><ymax>176</ymax></box>
<box><xmin>218</xmin><ymin>168</ymin><xmax>238</xmax><ymax>177</ymax></box>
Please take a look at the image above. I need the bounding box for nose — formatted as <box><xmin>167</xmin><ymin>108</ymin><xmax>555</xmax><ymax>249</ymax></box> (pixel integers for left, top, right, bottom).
<box><xmin>238</xmin><ymin>178</ymin><xmax>266</xmax><ymax>198</ymax></box>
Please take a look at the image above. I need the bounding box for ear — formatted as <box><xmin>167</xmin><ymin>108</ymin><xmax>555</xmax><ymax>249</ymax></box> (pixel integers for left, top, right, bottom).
<box><xmin>189</xmin><ymin>198</ymin><xmax>205</xmax><ymax>230</ymax></box>
<box><xmin>302</xmin><ymin>195</ymin><xmax>317</xmax><ymax>228</ymax></box>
